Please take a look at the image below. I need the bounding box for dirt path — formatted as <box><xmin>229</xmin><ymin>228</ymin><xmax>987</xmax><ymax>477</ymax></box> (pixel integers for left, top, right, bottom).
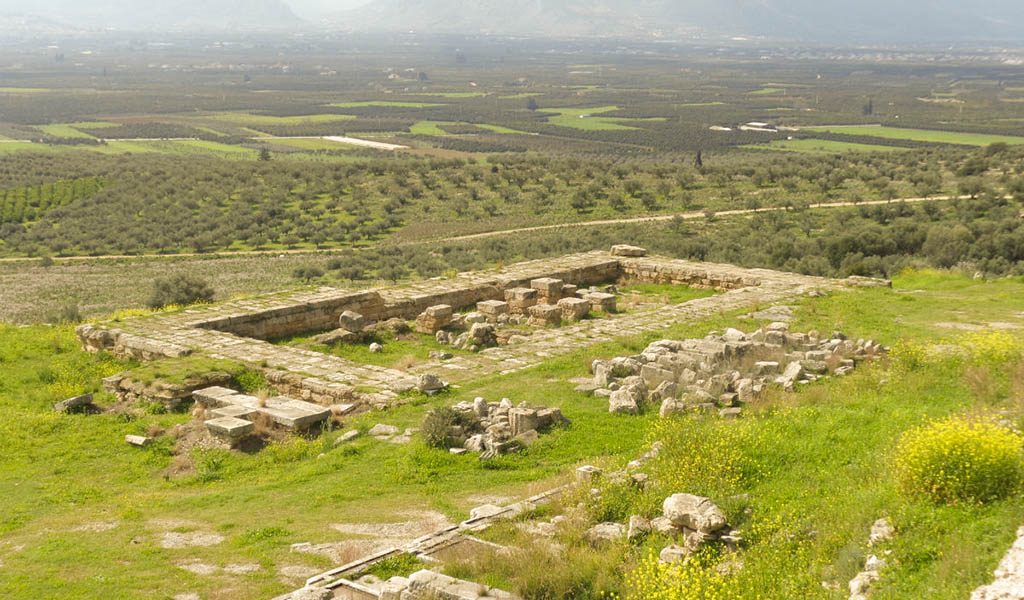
<box><xmin>0</xmin><ymin>194</ymin><xmax>967</xmax><ymax>264</ymax></box>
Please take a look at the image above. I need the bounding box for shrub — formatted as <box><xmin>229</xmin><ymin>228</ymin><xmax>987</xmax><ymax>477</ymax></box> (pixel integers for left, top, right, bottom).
<box><xmin>293</xmin><ymin>265</ymin><xmax>325</xmax><ymax>283</ymax></box>
<box><xmin>147</xmin><ymin>274</ymin><xmax>214</xmax><ymax>309</ymax></box>
<box><xmin>894</xmin><ymin>416</ymin><xmax>1024</xmax><ymax>504</ymax></box>
<box><xmin>421</xmin><ymin>406</ymin><xmax>472</xmax><ymax>449</ymax></box>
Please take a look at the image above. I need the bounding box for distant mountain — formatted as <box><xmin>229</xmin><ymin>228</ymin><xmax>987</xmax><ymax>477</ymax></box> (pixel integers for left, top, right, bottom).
<box><xmin>313</xmin><ymin>0</ymin><xmax>1024</xmax><ymax>44</ymax></box>
<box><xmin>0</xmin><ymin>0</ymin><xmax>302</xmax><ymax>32</ymax></box>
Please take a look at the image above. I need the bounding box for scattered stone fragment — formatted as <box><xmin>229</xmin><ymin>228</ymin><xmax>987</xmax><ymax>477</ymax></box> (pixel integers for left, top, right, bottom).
<box><xmin>586</xmin><ymin>522</ymin><xmax>626</xmax><ymax>543</ymax></box>
<box><xmin>628</xmin><ymin>516</ymin><xmax>651</xmax><ymax>541</ymax></box>
<box><xmin>369</xmin><ymin>342</ymin><xmax>384</xmax><ymax>353</ymax></box>
<box><xmin>338</xmin><ymin>310</ymin><xmax>367</xmax><ymax>333</ymax></box>
<box><xmin>125</xmin><ymin>434</ymin><xmax>151</xmax><ymax>447</ymax></box>
<box><xmin>334</xmin><ymin>430</ymin><xmax>361</xmax><ymax>446</ymax></box>
<box><xmin>417</xmin><ymin>374</ymin><xmax>447</xmax><ymax>394</ymax></box>
<box><xmin>869</xmin><ymin>518</ymin><xmax>894</xmax><ymax>546</ymax></box>
<box><xmin>663</xmin><ymin>494</ymin><xmax>727</xmax><ymax>534</ymax></box>
<box><xmin>611</xmin><ymin>244</ymin><xmax>647</xmax><ymax>257</ymax></box>
<box><xmin>659</xmin><ymin>544</ymin><xmax>689</xmax><ymax>564</ymax></box>
<box><xmin>576</xmin><ymin>465</ymin><xmax>602</xmax><ymax>485</ymax></box>
<box><xmin>369</xmin><ymin>424</ymin><xmax>400</xmax><ymax>437</ymax></box>
<box><xmin>53</xmin><ymin>393</ymin><xmax>94</xmax><ymax>413</ymax></box>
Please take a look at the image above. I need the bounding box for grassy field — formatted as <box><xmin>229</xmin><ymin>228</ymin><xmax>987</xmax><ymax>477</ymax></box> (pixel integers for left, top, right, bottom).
<box><xmin>36</xmin><ymin>124</ymin><xmax>96</xmax><ymax>139</ymax></box>
<box><xmin>0</xmin><ymin>270</ymin><xmax>1022</xmax><ymax>598</ymax></box>
<box><xmin>804</xmin><ymin>125</ymin><xmax>1024</xmax><ymax>146</ymax></box>
<box><xmin>747</xmin><ymin>138</ymin><xmax>908</xmax><ymax>154</ymax></box>
<box><xmin>409</xmin><ymin>121</ymin><xmax>452</xmax><ymax>136</ymax></box>
<box><xmin>543</xmin><ymin>106</ymin><xmax>641</xmax><ymax>131</ymax></box>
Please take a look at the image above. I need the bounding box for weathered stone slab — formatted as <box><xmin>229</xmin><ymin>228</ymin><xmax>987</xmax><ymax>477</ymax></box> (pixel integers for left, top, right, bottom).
<box><xmin>210</xmin><ymin>404</ymin><xmax>258</xmax><ymax>420</ymax></box>
<box><xmin>205</xmin><ymin>417</ymin><xmax>254</xmax><ymax>439</ymax></box>
<box><xmin>192</xmin><ymin>386</ymin><xmax>240</xmax><ymax>407</ymax></box>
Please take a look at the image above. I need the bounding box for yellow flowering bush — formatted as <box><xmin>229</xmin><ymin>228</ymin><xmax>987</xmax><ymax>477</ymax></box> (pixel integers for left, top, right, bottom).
<box><xmin>894</xmin><ymin>416</ymin><xmax>1023</xmax><ymax>504</ymax></box>
<box><xmin>623</xmin><ymin>549</ymin><xmax>736</xmax><ymax>600</ymax></box>
<box><xmin>961</xmin><ymin>331</ymin><xmax>1023</xmax><ymax>366</ymax></box>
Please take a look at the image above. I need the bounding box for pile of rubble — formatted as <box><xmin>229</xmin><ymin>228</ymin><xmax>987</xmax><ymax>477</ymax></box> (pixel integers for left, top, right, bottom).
<box><xmin>415</xmin><ymin>279</ymin><xmax>618</xmax><ymax>353</ymax></box>
<box><xmin>576</xmin><ymin>462</ymin><xmax>741</xmax><ymax>562</ymax></box>
<box><xmin>442</xmin><ymin>398</ymin><xmax>570</xmax><ymax>458</ymax></box>
<box><xmin>587</xmin><ymin>322</ymin><xmax>886</xmax><ymax>418</ymax></box>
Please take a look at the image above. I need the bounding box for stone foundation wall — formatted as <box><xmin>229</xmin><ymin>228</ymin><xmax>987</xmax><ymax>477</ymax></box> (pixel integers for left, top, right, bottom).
<box><xmin>194</xmin><ymin>291</ymin><xmax>386</xmax><ymax>341</ymax></box>
<box><xmin>619</xmin><ymin>258</ymin><xmax>761</xmax><ymax>290</ymax></box>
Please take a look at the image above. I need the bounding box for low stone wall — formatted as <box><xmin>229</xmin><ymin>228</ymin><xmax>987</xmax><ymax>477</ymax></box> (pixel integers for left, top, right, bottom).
<box><xmin>619</xmin><ymin>258</ymin><xmax>762</xmax><ymax>290</ymax></box>
<box><xmin>194</xmin><ymin>291</ymin><xmax>386</xmax><ymax>341</ymax></box>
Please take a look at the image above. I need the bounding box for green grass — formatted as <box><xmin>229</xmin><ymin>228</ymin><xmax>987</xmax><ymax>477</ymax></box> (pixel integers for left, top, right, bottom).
<box><xmin>36</xmin><ymin>124</ymin><xmax>96</xmax><ymax>139</ymax></box>
<box><xmin>409</xmin><ymin>121</ymin><xmax>453</xmax><ymax>136</ymax></box>
<box><xmin>749</xmin><ymin>87</ymin><xmax>785</xmax><ymax>95</ymax></box>
<box><xmin>746</xmin><ymin>138</ymin><xmax>907</xmax><ymax>154</ymax></box>
<box><xmin>0</xmin><ymin>87</ymin><xmax>50</xmax><ymax>94</ymax></box>
<box><xmin>803</xmin><ymin>125</ymin><xmax>1024</xmax><ymax>147</ymax></box>
<box><xmin>281</xmin><ymin>329</ymin><xmax>476</xmax><ymax>370</ymax></box>
<box><xmin>1</xmin><ymin>271</ymin><xmax>1022</xmax><ymax>598</ymax></box>
<box><xmin>328</xmin><ymin>101</ymin><xmax>444</xmax><ymax>109</ymax></box>
<box><xmin>619</xmin><ymin>282</ymin><xmax>718</xmax><ymax>305</ymax></box>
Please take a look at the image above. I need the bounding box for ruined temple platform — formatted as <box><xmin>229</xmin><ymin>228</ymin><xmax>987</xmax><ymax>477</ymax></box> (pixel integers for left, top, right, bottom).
<box><xmin>77</xmin><ymin>250</ymin><xmax>888</xmax><ymax>408</ymax></box>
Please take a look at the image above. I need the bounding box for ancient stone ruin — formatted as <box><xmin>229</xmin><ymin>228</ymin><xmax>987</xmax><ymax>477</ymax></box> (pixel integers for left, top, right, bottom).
<box><xmin>194</xmin><ymin>386</ymin><xmax>333</xmax><ymax>446</ymax></box>
<box><xmin>76</xmin><ymin>247</ymin><xmax>888</xmax><ymax>412</ymax></box>
<box><xmin>588</xmin><ymin>322</ymin><xmax>887</xmax><ymax>418</ymax></box>
<box><xmin>442</xmin><ymin>398</ymin><xmax>570</xmax><ymax>457</ymax></box>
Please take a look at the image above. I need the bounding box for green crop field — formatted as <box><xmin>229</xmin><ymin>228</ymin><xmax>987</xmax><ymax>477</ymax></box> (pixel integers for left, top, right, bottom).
<box><xmin>544</xmin><ymin>106</ymin><xmax>645</xmax><ymax>131</ymax></box>
<box><xmin>804</xmin><ymin>125</ymin><xmax>1024</xmax><ymax>146</ymax></box>
<box><xmin>36</xmin><ymin>124</ymin><xmax>96</xmax><ymax>139</ymax></box>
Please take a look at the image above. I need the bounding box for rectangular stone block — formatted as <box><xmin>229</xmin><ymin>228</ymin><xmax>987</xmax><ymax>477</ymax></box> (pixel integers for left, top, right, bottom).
<box><xmin>477</xmin><ymin>300</ymin><xmax>510</xmax><ymax>317</ymax></box>
<box><xmin>530</xmin><ymin>278</ymin><xmax>564</xmax><ymax>303</ymax></box>
<box><xmin>205</xmin><ymin>416</ymin><xmax>254</xmax><ymax>439</ymax></box>
<box><xmin>585</xmin><ymin>292</ymin><xmax>617</xmax><ymax>313</ymax></box>
<box><xmin>415</xmin><ymin>304</ymin><xmax>453</xmax><ymax>334</ymax></box>
<box><xmin>258</xmin><ymin>397</ymin><xmax>331</xmax><ymax>429</ymax></box>
<box><xmin>504</xmin><ymin>288</ymin><xmax>537</xmax><ymax>314</ymax></box>
<box><xmin>528</xmin><ymin>304</ymin><xmax>562</xmax><ymax>327</ymax></box>
<box><xmin>557</xmin><ymin>297</ymin><xmax>590</xmax><ymax>321</ymax></box>
<box><xmin>424</xmin><ymin>304</ymin><xmax>453</xmax><ymax>319</ymax></box>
